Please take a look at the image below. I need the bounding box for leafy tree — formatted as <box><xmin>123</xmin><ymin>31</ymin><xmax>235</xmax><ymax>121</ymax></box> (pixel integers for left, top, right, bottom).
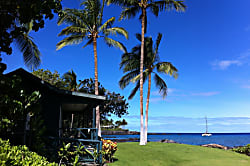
<box><xmin>102</xmin><ymin>119</ymin><xmax>114</xmax><ymax>126</ymax></box>
<box><xmin>79</xmin><ymin>78</ymin><xmax>129</xmax><ymax>120</ymax></box>
<box><xmin>0</xmin><ymin>0</ymin><xmax>62</xmax><ymax>58</ymax></box>
<box><xmin>120</xmin><ymin>33</ymin><xmax>178</xmax><ymax>144</ymax></box>
<box><xmin>32</xmin><ymin>69</ymin><xmax>67</xmax><ymax>90</ymax></box>
<box><xmin>108</xmin><ymin>0</ymin><xmax>185</xmax><ymax>145</ymax></box>
<box><xmin>57</xmin><ymin>0</ymin><xmax>128</xmax><ymax>136</ymax></box>
<box><xmin>0</xmin><ymin>75</ymin><xmax>43</xmax><ymax>149</ymax></box>
<box><xmin>115</xmin><ymin>119</ymin><xmax>128</xmax><ymax>128</ymax></box>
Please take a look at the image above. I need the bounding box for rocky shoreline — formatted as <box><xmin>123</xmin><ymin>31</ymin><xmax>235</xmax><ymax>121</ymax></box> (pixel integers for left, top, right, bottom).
<box><xmin>159</xmin><ymin>139</ymin><xmax>234</xmax><ymax>149</ymax></box>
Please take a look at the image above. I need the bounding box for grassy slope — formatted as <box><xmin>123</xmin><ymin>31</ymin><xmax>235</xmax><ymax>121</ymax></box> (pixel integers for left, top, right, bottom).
<box><xmin>109</xmin><ymin>142</ymin><xmax>250</xmax><ymax>166</ymax></box>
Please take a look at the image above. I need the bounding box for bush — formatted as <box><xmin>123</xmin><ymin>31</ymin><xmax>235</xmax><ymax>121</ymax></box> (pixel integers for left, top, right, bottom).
<box><xmin>0</xmin><ymin>138</ymin><xmax>58</xmax><ymax>166</ymax></box>
<box><xmin>232</xmin><ymin>144</ymin><xmax>250</xmax><ymax>156</ymax></box>
<box><xmin>101</xmin><ymin>139</ymin><xmax>117</xmax><ymax>162</ymax></box>
<box><xmin>58</xmin><ymin>142</ymin><xmax>87</xmax><ymax>166</ymax></box>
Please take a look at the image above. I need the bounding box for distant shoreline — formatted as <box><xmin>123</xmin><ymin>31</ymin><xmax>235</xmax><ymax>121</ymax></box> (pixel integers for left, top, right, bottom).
<box><xmin>102</xmin><ymin>130</ymin><xmax>250</xmax><ymax>135</ymax></box>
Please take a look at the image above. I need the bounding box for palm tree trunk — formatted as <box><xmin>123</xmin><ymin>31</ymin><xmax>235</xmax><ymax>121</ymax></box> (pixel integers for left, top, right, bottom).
<box><xmin>145</xmin><ymin>72</ymin><xmax>151</xmax><ymax>144</ymax></box>
<box><xmin>139</xmin><ymin>7</ymin><xmax>146</xmax><ymax>146</ymax></box>
<box><xmin>93</xmin><ymin>36</ymin><xmax>101</xmax><ymax>137</ymax></box>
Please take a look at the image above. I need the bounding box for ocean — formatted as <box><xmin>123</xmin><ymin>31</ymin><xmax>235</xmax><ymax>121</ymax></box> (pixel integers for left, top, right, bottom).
<box><xmin>103</xmin><ymin>133</ymin><xmax>250</xmax><ymax>147</ymax></box>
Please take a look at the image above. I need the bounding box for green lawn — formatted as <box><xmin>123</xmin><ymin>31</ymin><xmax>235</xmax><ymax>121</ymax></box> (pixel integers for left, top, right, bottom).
<box><xmin>108</xmin><ymin>142</ymin><xmax>250</xmax><ymax>166</ymax></box>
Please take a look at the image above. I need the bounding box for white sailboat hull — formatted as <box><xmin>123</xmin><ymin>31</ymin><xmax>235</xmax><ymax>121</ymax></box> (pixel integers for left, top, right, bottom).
<box><xmin>202</xmin><ymin>133</ymin><xmax>212</xmax><ymax>137</ymax></box>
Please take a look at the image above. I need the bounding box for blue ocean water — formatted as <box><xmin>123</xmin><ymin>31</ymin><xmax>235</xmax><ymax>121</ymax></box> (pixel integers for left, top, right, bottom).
<box><xmin>103</xmin><ymin>133</ymin><xmax>250</xmax><ymax>147</ymax></box>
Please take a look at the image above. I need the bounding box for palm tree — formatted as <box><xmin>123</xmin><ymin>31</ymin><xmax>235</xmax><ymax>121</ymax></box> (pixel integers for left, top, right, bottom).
<box><xmin>108</xmin><ymin>0</ymin><xmax>185</xmax><ymax>145</ymax></box>
<box><xmin>15</xmin><ymin>21</ymin><xmax>41</xmax><ymax>70</ymax></box>
<box><xmin>120</xmin><ymin>33</ymin><xmax>178</xmax><ymax>144</ymax></box>
<box><xmin>56</xmin><ymin>0</ymin><xmax>128</xmax><ymax>136</ymax></box>
<box><xmin>62</xmin><ymin>70</ymin><xmax>77</xmax><ymax>91</ymax></box>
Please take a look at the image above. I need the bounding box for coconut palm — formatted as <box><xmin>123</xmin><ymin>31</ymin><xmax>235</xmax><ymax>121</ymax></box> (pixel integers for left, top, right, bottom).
<box><xmin>62</xmin><ymin>70</ymin><xmax>78</xmax><ymax>91</ymax></box>
<box><xmin>15</xmin><ymin>22</ymin><xmax>41</xmax><ymax>70</ymax></box>
<box><xmin>108</xmin><ymin>0</ymin><xmax>185</xmax><ymax>145</ymax></box>
<box><xmin>56</xmin><ymin>0</ymin><xmax>128</xmax><ymax>136</ymax></box>
<box><xmin>120</xmin><ymin>33</ymin><xmax>178</xmax><ymax>144</ymax></box>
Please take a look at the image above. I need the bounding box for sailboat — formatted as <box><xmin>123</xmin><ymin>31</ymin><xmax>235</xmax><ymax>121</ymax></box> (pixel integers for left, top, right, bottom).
<box><xmin>202</xmin><ymin>116</ymin><xmax>212</xmax><ymax>136</ymax></box>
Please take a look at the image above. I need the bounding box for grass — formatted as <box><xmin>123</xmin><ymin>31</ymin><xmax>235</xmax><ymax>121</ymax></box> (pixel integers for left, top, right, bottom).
<box><xmin>108</xmin><ymin>142</ymin><xmax>250</xmax><ymax>166</ymax></box>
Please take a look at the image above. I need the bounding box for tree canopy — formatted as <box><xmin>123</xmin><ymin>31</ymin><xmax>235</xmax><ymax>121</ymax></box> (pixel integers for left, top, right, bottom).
<box><xmin>0</xmin><ymin>0</ymin><xmax>62</xmax><ymax>56</ymax></box>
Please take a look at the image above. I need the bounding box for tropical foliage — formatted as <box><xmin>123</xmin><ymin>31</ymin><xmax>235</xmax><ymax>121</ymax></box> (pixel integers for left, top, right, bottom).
<box><xmin>0</xmin><ymin>138</ymin><xmax>57</xmax><ymax>166</ymax></box>
<box><xmin>58</xmin><ymin>142</ymin><xmax>86</xmax><ymax>166</ymax></box>
<box><xmin>62</xmin><ymin>70</ymin><xmax>78</xmax><ymax>91</ymax></box>
<box><xmin>78</xmin><ymin>78</ymin><xmax>129</xmax><ymax>119</ymax></box>
<box><xmin>57</xmin><ymin>0</ymin><xmax>128</xmax><ymax>136</ymax></box>
<box><xmin>120</xmin><ymin>33</ymin><xmax>178</xmax><ymax>144</ymax></box>
<box><xmin>115</xmin><ymin>119</ymin><xmax>128</xmax><ymax>128</ymax></box>
<box><xmin>0</xmin><ymin>74</ymin><xmax>47</xmax><ymax>154</ymax></box>
<box><xmin>0</xmin><ymin>0</ymin><xmax>62</xmax><ymax>61</ymax></box>
<box><xmin>15</xmin><ymin>22</ymin><xmax>41</xmax><ymax>70</ymax></box>
<box><xmin>32</xmin><ymin>69</ymin><xmax>67</xmax><ymax>89</ymax></box>
<box><xmin>232</xmin><ymin>144</ymin><xmax>250</xmax><ymax>156</ymax></box>
<box><xmin>108</xmin><ymin>0</ymin><xmax>186</xmax><ymax>145</ymax></box>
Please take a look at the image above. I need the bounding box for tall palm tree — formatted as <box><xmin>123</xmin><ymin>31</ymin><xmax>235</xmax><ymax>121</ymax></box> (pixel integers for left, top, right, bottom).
<box><xmin>108</xmin><ymin>0</ymin><xmax>185</xmax><ymax>145</ymax></box>
<box><xmin>120</xmin><ymin>33</ymin><xmax>178</xmax><ymax>144</ymax></box>
<box><xmin>15</xmin><ymin>21</ymin><xmax>41</xmax><ymax>70</ymax></box>
<box><xmin>56</xmin><ymin>0</ymin><xmax>128</xmax><ymax>136</ymax></box>
<box><xmin>62</xmin><ymin>70</ymin><xmax>78</xmax><ymax>91</ymax></box>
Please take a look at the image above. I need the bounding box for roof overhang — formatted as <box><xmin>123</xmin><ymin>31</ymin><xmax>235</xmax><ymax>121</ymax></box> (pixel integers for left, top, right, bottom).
<box><xmin>5</xmin><ymin>68</ymin><xmax>106</xmax><ymax>101</ymax></box>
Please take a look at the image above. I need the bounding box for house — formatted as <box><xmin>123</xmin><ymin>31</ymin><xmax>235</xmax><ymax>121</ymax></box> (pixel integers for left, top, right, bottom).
<box><xmin>4</xmin><ymin>68</ymin><xmax>105</xmax><ymax>164</ymax></box>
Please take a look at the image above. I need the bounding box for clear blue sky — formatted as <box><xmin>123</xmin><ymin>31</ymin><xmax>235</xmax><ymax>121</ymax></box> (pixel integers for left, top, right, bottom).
<box><xmin>3</xmin><ymin>0</ymin><xmax>250</xmax><ymax>133</ymax></box>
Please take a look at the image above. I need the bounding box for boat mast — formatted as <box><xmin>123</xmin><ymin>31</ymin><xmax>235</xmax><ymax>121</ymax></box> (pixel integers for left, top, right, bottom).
<box><xmin>205</xmin><ymin>116</ymin><xmax>208</xmax><ymax>133</ymax></box>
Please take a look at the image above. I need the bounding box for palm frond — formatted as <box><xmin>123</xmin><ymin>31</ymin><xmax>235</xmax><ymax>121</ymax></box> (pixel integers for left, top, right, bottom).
<box><xmin>153</xmin><ymin>33</ymin><xmax>162</xmax><ymax>62</ymax></box>
<box><xmin>119</xmin><ymin>69</ymin><xmax>140</xmax><ymax>89</ymax></box>
<box><xmin>120</xmin><ymin>52</ymin><xmax>140</xmax><ymax>72</ymax></box>
<box><xmin>82</xmin><ymin>38</ymin><xmax>93</xmax><ymax>48</ymax></box>
<box><xmin>128</xmin><ymin>72</ymin><xmax>148</xmax><ymax>99</ymax></box>
<box><xmin>135</xmin><ymin>33</ymin><xmax>142</xmax><ymax>42</ymax></box>
<box><xmin>155</xmin><ymin>62</ymin><xmax>178</xmax><ymax>79</ymax></box>
<box><xmin>15</xmin><ymin>33</ymin><xmax>41</xmax><ymax>70</ymax></box>
<box><xmin>58</xmin><ymin>26</ymin><xmax>89</xmax><ymax>37</ymax></box>
<box><xmin>128</xmin><ymin>80</ymin><xmax>140</xmax><ymax>99</ymax></box>
<box><xmin>131</xmin><ymin>69</ymin><xmax>149</xmax><ymax>83</ymax></box>
<box><xmin>154</xmin><ymin>73</ymin><xmax>168</xmax><ymax>98</ymax></box>
<box><xmin>103</xmin><ymin>27</ymin><xmax>129</xmax><ymax>39</ymax></box>
<box><xmin>107</xmin><ymin>0</ymin><xmax>137</xmax><ymax>7</ymax></box>
<box><xmin>81</xmin><ymin>0</ymin><xmax>101</xmax><ymax>25</ymax></box>
<box><xmin>119</xmin><ymin>5</ymin><xmax>140</xmax><ymax>21</ymax></box>
<box><xmin>56</xmin><ymin>35</ymin><xmax>84</xmax><ymax>50</ymax></box>
<box><xmin>58</xmin><ymin>8</ymin><xmax>93</xmax><ymax>33</ymax></box>
<box><xmin>104</xmin><ymin>37</ymin><xmax>127</xmax><ymax>52</ymax></box>
<box><xmin>153</xmin><ymin>0</ymin><xmax>186</xmax><ymax>12</ymax></box>
<box><xmin>63</xmin><ymin>69</ymin><xmax>77</xmax><ymax>91</ymax></box>
<box><xmin>58</xmin><ymin>9</ymin><xmax>82</xmax><ymax>25</ymax></box>
<box><xmin>98</xmin><ymin>17</ymin><xmax>115</xmax><ymax>32</ymax></box>
<box><xmin>147</xmin><ymin>3</ymin><xmax>159</xmax><ymax>17</ymax></box>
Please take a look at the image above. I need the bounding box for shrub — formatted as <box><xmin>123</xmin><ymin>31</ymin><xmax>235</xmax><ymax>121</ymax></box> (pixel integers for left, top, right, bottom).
<box><xmin>0</xmin><ymin>138</ymin><xmax>57</xmax><ymax>166</ymax></box>
<box><xmin>101</xmin><ymin>139</ymin><xmax>117</xmax><ymax>162</ymax></box>
<box><xmin>232</xmin><ymin>144</ymin><xmax>250</xmax><ymax>156</ymax></box>
<box><xmin>58</xmin><ymin>142</ymin><xmax>87</xmax><ymax>166</ymax></box>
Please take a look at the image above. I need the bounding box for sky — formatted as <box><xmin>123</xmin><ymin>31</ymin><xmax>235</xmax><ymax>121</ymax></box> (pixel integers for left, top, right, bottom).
<box><xmin>2</xmin><ymin>0</ymin><xmax>250</xmax><ymax>133</ymax></box>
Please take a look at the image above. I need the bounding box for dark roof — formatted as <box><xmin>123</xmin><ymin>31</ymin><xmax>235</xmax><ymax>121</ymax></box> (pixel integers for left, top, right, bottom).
<box><xmin>6</xmin><ymin>68</ymin><xmax>106</xmax><ymax>100</ymax></box>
